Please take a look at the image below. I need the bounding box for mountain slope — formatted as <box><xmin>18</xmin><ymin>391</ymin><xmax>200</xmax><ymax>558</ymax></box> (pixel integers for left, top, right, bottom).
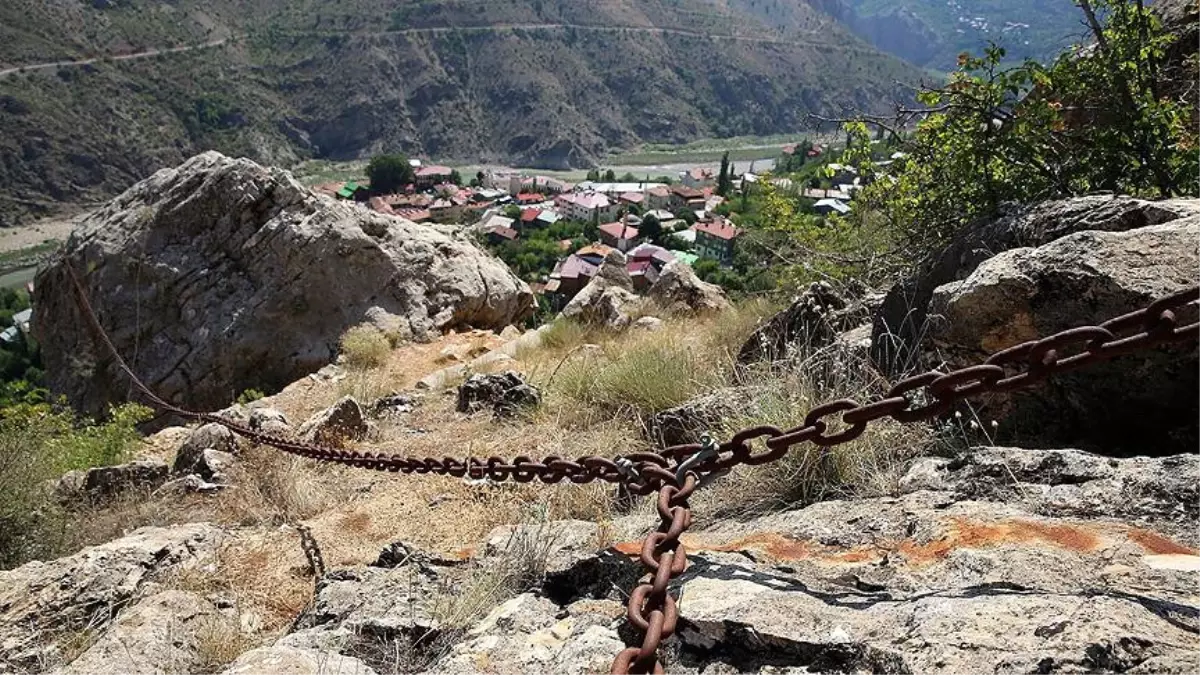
<box><xmin>0</xmin><ymin>0</ymin><xmax>923</xmax><ymax>226</ymax></box>
<box><xmin>742</xmin><ymin>0</ymin><xmax>1088</xmax><ymax>70</ymax></box>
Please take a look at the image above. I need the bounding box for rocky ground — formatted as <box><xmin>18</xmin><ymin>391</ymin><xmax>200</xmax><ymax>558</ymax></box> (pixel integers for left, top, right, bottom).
<box><xmin>2</xmin><ymin>161</ymin><xmax>1197</xmax><ymax>674</ymax></box>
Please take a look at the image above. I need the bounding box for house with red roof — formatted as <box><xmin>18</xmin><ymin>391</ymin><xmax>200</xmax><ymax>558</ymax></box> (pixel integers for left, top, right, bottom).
<box><xmin>681</xmin><ymin>168</ymin><xmax>715</xmax><ymax>189</ymax></box>
<box><xmin>516</xmin><ymin>192</ymin><xmax>545</xmax><ymax>205</ymax></box>
<box><xmin>415</xmin><ymin>165</ymin><xmax>454</xmax><ymax>189</ymax></box>
<box><xmin>694</xmin><ymin>217</ymin><xmax>740</xmax><ymax>265</ymax></box>
<box><xmin>519</xmin><ymin>207</ymin><xmax>542</xmax><ymax>227</ymax></box>
<box><xmin>598</xmin><ymin>221</ymin><xmax>639</xmax><ymax>252</ymax></box>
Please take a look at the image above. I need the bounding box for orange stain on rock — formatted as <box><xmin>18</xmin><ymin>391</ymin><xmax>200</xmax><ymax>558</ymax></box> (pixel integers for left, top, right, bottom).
<box><xmin>1126</xmin><ymin>528</ymin><xmax>1198</xmax><ymax>555</ymax></box>
<box><xmin>611</xmin><ymin>517</ymin><xmax>1127</xmax><ymax>568</ymax></box>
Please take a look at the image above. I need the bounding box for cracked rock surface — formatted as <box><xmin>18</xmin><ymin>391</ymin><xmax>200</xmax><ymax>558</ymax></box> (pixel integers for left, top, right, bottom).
<box><xmin>32</xmin><ymin>151</ymin><xmax>534</xmax><ymax>416</ymax></box>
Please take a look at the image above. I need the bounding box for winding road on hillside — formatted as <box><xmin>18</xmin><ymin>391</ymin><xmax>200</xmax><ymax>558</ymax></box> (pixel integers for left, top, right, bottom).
<box><xmin>0</xmin><ymin>20</ymin><xmax>880</xmax><ymax>77</ymax></box>
<box><xmin>0</xmin><ymin>38</ymin><xmax>229</xmax><ymax>78</ymax></box>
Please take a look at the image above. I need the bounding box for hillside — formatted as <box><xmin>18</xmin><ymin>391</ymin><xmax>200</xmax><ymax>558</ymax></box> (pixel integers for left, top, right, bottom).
<box><xmin>0</xmin><ymin>0</ymin><xmax>923</xmax><ymax>226</ymax></box>
<box><xmin>764</xmin><ymin>0</ymin><xmax>1088</xmax><ymax>70</ymax></box>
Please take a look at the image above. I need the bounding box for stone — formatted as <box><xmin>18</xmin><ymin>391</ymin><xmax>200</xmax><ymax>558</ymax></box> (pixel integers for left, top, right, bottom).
<box><xmin>222</xmin><ymin>646</ymin><xmax>378</xmax><ymax>675</ymax></box>
<box><xmin>57</xmin><ymin>591</ymin><xmax>231</xmax><ymax>675</ymax></box>
<box><xmin>0</xmin><ymin>524</ymin><xmax>220</xmax><ymax>672</ymax></box>
<box><xmin>369</xmin><ymin>392</ymin><xmax>418</xmax><ymax>419</ymax></box>
<box><xmin>927</xmin><ymin>219</ymin><xmax>1198</xmax><ymax>454</ymax></box>
<box><xmin>560</xmin><ymin>250</ymin><xmax>644</xmax><ymax>330</ymax></box>
<box><xmin>33</xmin><ymin>151</ymin><xmax>534</xmax><ymax>417</ymax></box>
<box><xmin>649</xmin><ymin>448</ymin><xmax>1200</xmax><ymax>674</ymax></box>
<box><xmin>174</xmin><ymin>423</ymin><xmax>238</xmax><ymax>475</ymax></box>
<box><xmin>739</xmin><ymin>281</ymin><xmax>873</xmax><ymax>364</ymax></box>
<box><xmin>632</xmin><ymin>316</ymin><xmax>664</xmax><ymax>332</ymax></box>
<box><xmin>455</xmin><ymin>372</ymin><xmax>540</xmax><ymax>418</ymax></box>
<box><xmin>298</xmin><ymin>396</ymin><xmax>368</xmax><ymax>446</ymax></box>
<box><xmin>55</xmin><ymin>460</ymin><xmax>170</xmax><ymax>503</ymax></box>
<box><xmin>154</xmin><ymin>474</ymin><xmax>226</xmax><ymax>495</ymax></box>
<box><xmin>646</xmin><ymin>259</ymin><xmax>730</xmax><ymax>316</ymax></box>
<box><xmin>249</xmin><ymin>407</ymin><xmax>292</xmax><ymax>436</ymax></box>
<box><xmin>647</xmin><ymin>386</ymin><xmax>770</xmax><ymax>447</ymax></box>
<box><xmin>483</xmin><ymin>520</ymin><xmax>641</xmax><ymax>604</ymax></box>
<box><xmin>499</xmin><ymin>325</ymin><xmax>522</xmax><ymax>341</ymax></box>
<box><xmin>871</xmin><ymin>196</ymin><xmax>1200</xmax><ymax>374</ymax></box>
<box><xmin>281</xmin><ymin>564</ymin><xmax>447</xmax><ymax>672</ymax></box>
<box><xmin>420</xmin><ymin>594</ymin><xmax>624</xmax><ymax>675</ymax></box>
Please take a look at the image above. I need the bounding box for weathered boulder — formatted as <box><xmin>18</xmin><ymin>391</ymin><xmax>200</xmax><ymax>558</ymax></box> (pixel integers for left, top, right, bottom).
<box><xmin>33</xmin><ymin>151</ymin><xmax>534</xmax><ymax>416</ymax></box>
<box><xmin>249</xmin><ymin>407</ymin><xmax>292</xmax><ymax>436</ymax></box>
<box><xmin>738</xmin><ymin>281</ymin><xmax>876</xmax><ymax>365</ymax></box>
<box><xmin>483</xmin><ymin>520</ymin><xmax>641</xmax><ymax>603</ymax></box>
<box><xmin>632</xmin><ymin>316</ymin><xmax>664</xmax><ymax>332</ymax></box>
<box><xmin>298</xmin><ymin>396</ymin><xmax>368</xmax><ymax>446</ymax></box>
<box><xmin>871</xmin><ymin>196</ymin><xmax>1200</xmax><ymax>373</ymax></box>
<box><xmin>561</xmin><ymin>251</ymin><xmax>642</xmax><ymax>330</ymax></box>
<box><xmin>369</xmin><ymin>392</ymin><xmax>418</xmax><ymax>419</ymax></box>
<box><xmin>281</xmin><ymin>563</ymin><xmax>447</xmax><ymax>672</ymax></box>
<box><xmin>927</xmin><ymin>220</ymin><xmax>1198</xmax><ymax>454</ymax></box>
<box><xmin>55</xmin><ymin>460</ymin><xmax>170</xmax><ymax>503</ymax></box>
<box><xmin>646</xmin><ymin>260</ymin><xmax>730</xmax><ymax>316</ymax></box>
<box><xmin>0</xmin><ymin>524</ymin><xmax>220</xmax><ymax>672</ymax></box>
<box><xmin>456</xmin><ymin>372</ymin><xmax>540</xmax><ymax>418</ymax></box>
<box><xmin>222</xmin><ymin>646</ymin><xmax>377</xmax><ymax>675</ymax></box>
<box><xmin>647</xmin><ymin>386</ymin><xmax>770</xmax><ymax>447</ymax></box>
<box><xmin>174</xmin><ymin>423</ymin><xmax>239</xmax><ymax>476</ymax></box>
<box><xmin>57</xmin><ymin>590</ymin><xmax>232</xmax><ymax>675</ymax></box>
<box><xmin>630</xmin><ymin>448</ymin><xmax>1200</xmax><ymax>674</ymax></box>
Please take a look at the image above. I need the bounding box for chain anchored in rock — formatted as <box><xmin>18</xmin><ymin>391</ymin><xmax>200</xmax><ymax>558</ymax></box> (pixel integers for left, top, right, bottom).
<box><xmin>62</xmin><ymin>262</ymin><xmax>1200</xmax><ymax>675</ymax></box>
<box><xmin>295</xmin><ymin>523</ymin><xmax>327</xmax><ymax>581</ymax></box>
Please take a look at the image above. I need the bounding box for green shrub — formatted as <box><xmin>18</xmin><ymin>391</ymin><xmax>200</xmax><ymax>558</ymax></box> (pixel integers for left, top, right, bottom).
<box><xmin>339</xmin><ymin>325</ymin><xmax>391</xmax><ymax>369</ymax></box>
<box><xmin>0</xmin><ymin>402</ymin><xmax>153</xmax><ymax>568</ymax></box>
<box><xmin>235</xmin><ymin>388</ymin><xmax>265</xmax><ymax>405</ymax></box>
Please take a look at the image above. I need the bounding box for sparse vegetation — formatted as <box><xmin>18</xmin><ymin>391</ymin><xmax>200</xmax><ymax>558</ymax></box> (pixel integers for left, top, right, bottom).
<box><xmin>0</xmin><ymin>402</ymin><xmax>153</xmax><ymax>567</ymax></box>
<box><xmin>339</xmin><ymin>325</ymin><xmax>391</xmax><ymax>369</ymax></box>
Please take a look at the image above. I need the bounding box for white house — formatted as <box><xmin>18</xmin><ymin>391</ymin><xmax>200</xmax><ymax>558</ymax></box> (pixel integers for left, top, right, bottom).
<box><xmin>555</xmin><ymin>192</ymin><xmax>619</xmax><ymax>222</ymax></box>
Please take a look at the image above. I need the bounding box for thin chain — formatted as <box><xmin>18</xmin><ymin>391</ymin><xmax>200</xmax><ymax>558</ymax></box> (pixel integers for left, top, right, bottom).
<box><xmin>61</xmin><ymin>262</ymin><xmax>1200</xmax><ymax>674</ymax></box>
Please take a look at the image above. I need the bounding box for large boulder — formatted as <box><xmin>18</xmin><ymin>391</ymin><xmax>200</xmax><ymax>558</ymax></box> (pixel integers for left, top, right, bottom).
<box><xmin>646</xmin><ymin>260</ymin><xmax>730</xmax><ymax>316</ymax></box>
<box><xmin>222</xmin><ymin>646</ymin><xmax>377</xmax><ymax>675</ymax></box>
<box><xmin>738</xmin><ymin>281</ymin><xmax>877</xmax><ymax>364</ymax></box>
<box><xmin>33</xmin><ymin>152</ymin><xmax>534</xmax><ymax>416</ymax></box>
<box><xmin>927</xmin><ymin>220</ymin><xmax>1198</xmax><ymax>454</ymax></box>
<box><xmin>623</xmin><ymin>448</ymin><xmax>1200</xmax><ymax>674</ymax></box>
<box><xmin>871</xmin><ymin>196</ymin><xmax>1200</xmax><ymax>373</ymax></box>
<box><xmin>0</xmin><ymin>524</ymin><xmax>220</xmax><ymax>672</ymax></box>
<box><xmin>560</xmin><ymin>251</ymin><xmax>642</xmax><ymax>329</ymax></box>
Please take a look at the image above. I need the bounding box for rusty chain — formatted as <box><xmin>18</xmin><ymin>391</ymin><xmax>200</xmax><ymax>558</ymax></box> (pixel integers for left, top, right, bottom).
<box><xmin>294</xmin><ymin>523</ymin><xmax>327</xmax><ymax>581</ymax></box>
<box><xmin>63</xmin><ymin>263</ymin><xmax>1199</xmax><ymax>674</ymax></box>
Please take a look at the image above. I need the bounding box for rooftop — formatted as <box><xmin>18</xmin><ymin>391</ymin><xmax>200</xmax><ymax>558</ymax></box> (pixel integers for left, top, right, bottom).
<box><xmin>599</xmin><ymin>221</ymin><xmax>639</xmax><ymax>240</ymax></box>
<box><xmin>695</xmin><ymin>219</ymin><xmax>740</xmax><ymax>241</ymax></box>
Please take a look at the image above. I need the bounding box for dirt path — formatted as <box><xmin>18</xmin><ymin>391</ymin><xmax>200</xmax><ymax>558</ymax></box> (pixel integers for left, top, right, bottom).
<box><xmin>0</xmin><ymin>38</ymin><xmax>229</xmax><ymax>78</ymax></box>
<box><xmin>0</xmin><ymin>213</ymin><xmax>80</xmax><ymax>253</ymax></box>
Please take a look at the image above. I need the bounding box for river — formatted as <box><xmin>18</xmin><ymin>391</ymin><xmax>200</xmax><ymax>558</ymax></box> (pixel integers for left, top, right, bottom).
<box><xmin>0</xmin><ymin>265</ymin><xmax>36</xmax><ymax>290</ymax></box>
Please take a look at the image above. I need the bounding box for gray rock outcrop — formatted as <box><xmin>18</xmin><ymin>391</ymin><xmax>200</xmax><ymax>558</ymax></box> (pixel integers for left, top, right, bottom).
<box><xmin>0</xmin><ymin>524</ymin><xmax>220</xmax><ymax>672</ymax></box>
<box><xmin>55</xmin><ymin>460</ymin><xmax>170</xmax><ymax>503</ymax></box>
<box><xmin>298</xmin><ymin>396</ymin><xmax>368</xmax><ymax>446</ymax></box>
<box><xmin>222</xmin><ymin>646</ymin><xmax>378</xmax><ymax>675</ymax></box>
<box><xmin>456</xmin><ymin>372</ymin><xmax>540</xmax><ymax>418</ymax></box>
<box><xmin>646</xmin><ymin>260</ymin><xmax>730</xmax><ymax>316</ymax></box>
<box><xmin>871</xmin><ymin>196</ymin><xmax>1200</xmax><ymax>373</ymax></box>
<box><xmin>561</xmin><ymin>251</ymin><xmax>642</xmax><ymax>330</ymax></box>
<box><xmin>173</xmin><ymin>423</ymin><xmax>238</xmax><ymax>476</ymax></box>
<box><xmin>58</xmin><ymin>591</ymin><xmax>232</xmax><ymax>675</ymax></box>
<box><xmin>927</xmin><ymin>220</ymin><xmax>1198</xmax><ymax>454</ymax></box>
<box><xmin>33</xmin><ymin>151</ymin><xmax>534</xmax><ymax>416</ymax></box>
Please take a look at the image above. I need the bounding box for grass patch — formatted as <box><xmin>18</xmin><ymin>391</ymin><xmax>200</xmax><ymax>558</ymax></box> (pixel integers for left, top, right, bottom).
<box><xmin>0</xmin><ymin>402</ymin><xmax>153</xmax><ymax>568</ymax></box>
<box><xmin>340</xmin><ymin>325</ymin><xmax>391</xmax><ymax>369</ymax></box>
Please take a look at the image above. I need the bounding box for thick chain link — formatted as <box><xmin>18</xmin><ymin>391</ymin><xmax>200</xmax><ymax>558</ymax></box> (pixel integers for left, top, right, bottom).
<box><xmin>64</xmin><ymin>263</ymin><xmax>1199</xmax><ymax>674</ymax></box>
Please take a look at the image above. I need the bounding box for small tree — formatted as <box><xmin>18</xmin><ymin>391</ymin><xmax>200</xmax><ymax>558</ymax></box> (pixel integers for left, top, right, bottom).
<box><xmin>640</xmin><ymin>213</ymin><xmax>662</xmax><ymax>243</ymax></box>
<box><xmin>449</xmin><ymin>169</ymin><xmax>463</xmax><ymax>186</ymax></box>
<box><xmin>366</xmin><ymin>153</ymin><xmax>415</xmax><ymax>193</ymax></box>
<box><xmin>603</xmin><ymin>169</ymin><xmax>616</xmax><ymax>181</ymax></box>
<box><xmin>717</xmin><ymin>151</ymin><xmax>732</xmax><ymax>196</ymax></box>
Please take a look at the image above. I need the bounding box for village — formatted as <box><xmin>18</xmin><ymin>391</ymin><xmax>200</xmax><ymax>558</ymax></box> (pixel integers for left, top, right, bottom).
<box><xmin>314</xmin><ymin>142</ymin><xmax>898</xmax><ymax>310</ymax></box>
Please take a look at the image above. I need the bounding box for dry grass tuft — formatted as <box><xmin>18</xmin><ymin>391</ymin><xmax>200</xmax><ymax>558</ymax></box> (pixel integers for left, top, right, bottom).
<box><xmin>193</xmin><ymin>616</ymin><xmax>256</xmax><ymax>674</ymax></box>
<box><xmin>340</xmin><ymin>325</ymin><xmax>392</xmax><ymax>370</ymax></box>
<box><xmin>699</xmin><ymin>345</ymin><xmax>935</xmax><ymax>519</ymax></box>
